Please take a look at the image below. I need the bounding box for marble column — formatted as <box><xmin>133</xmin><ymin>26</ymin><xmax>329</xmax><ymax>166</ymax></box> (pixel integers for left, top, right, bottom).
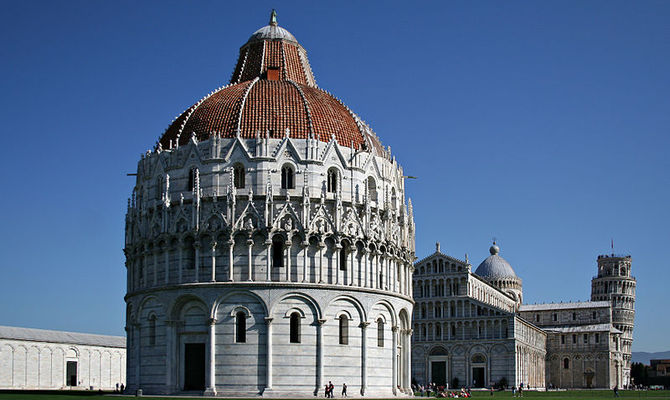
<box><xmin>361</xmin><ymin>248</ymin><xmax>368</xmax><ymax>288</ymax></box>
<box><xmin>205</xmin><ymin>318</ymin><xmax>217</xmax><ymax>395</ymax></box>
<box><xmin>266</xmin><ymin>240</ymin><xmax>272</xmax><ymax>281</ymax></box>
<box><xmin>194</xmin><ymin>242</ymin><xmax>201</xmax><ymax>282</ymax></box>
<box><xmin>318</xmin><ymin>243</ymin><xmax>325</xmax><ymax>283</ymax></box>
<box><xmin>153</xmin><ymin>249</ymin><xmax>158</xmax><ymax>286</ymax></box>
<box><xmin>335</xmin><ymin>243</ymin><xmax>341</xmax><ymax>285</ymax></box>
<box><xmin>265</xmin><ymin>317</ymin><xmax>273</xmax><ymax>391</ymax></box>
<box><xmin>360</xmin><ymin>322</ymin><xmax>370</xmax><ymax>395</ymax></box>
<box><xmin>317</xmin><ymin>319</ymin><xmax>327</xmax><ymax>393</ymax></box>
<box><xmin>392</xmin><ymin>326</ymin><xmax>398</xmax><ymax>394</ymax></box>
<box><xmin>246</xmin><ymin>237</ymin><xmax>253</xmax><ymax>281</ymax></box>
<box><xmin>285</xmin><ymin>241</ymin><xmax>292</xmax><ymax>282</ymax></box>
<box><xmin>350</xmin><ymin>245</ymin><xmax>356</xmax><ymax>286</ymax></box>
<box><xmin>178</xmin><ymin>245</ymin><xmax>183</xmax><ymax>283</ymax></box>
<box><xmin>210</xmin><ymin>241</ymin><xmax>217</xmax><ymax>282</ymax></box>
<box><xmin>227</xmin><ymin>239</ymin><xmax>234</xmax><ymax>282</ymax></box>
<box><xmin>163</xmin><ymin>245</ymin><xmax>170</xmax><ymax>284</ymax></box>
<box><xmin>302</xmin><ymin>241</ymin><xmax>309</xmax><ymax>283</ymax></box>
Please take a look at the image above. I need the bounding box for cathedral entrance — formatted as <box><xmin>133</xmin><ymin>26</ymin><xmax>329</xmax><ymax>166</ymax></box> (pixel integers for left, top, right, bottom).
<box><xmin>66</xmin><ymin>361</ymin><xmax>77</xmax><ymax>386</ymax></box>
<box><xmin>183</xmin><ymin>343</ymin><xmax>205</xmax><ymax>391</ymax></box>
<box><xmin>472</xmin><ymin>367</ymin><xmax>485</xmax><ymax>388</ymax></box>
<box><xmin>585</xmin><ymin>369</ymin><xmax>595</xmax><ymax>388</ymax></box>
<box><xmin>431</xmin><ymin>361</ymin><xmax>447</xmax><ymax>386</ymax></box>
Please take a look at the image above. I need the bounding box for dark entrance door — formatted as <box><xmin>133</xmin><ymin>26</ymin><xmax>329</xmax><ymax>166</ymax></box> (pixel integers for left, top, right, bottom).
<box><xmin>66</xmin><ymin>361</ymin><xmax>77</xmax><ymax>386</ymax></box>
<box><xmin>472</xmin><ymin>367</ymin><xmax>485</xmax><ymax>387</ymax></box>
<box><xmin>184</xmin><ymin>343</ymin><xmax>206</xmax><ymax>391</ymax></box>
<box><xmin>431</xmin><ymin>361</ymin><xmax>447</xmax><ymax>386</ymax></box>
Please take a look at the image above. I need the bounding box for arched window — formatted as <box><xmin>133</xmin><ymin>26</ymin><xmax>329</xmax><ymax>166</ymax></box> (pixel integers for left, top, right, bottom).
<box><xmin>290</xmin><ymin>312</ymin><xmax>301</xmax><ymax>343</ymax></box>
<box><xmin>272</xmin><ymin>236</ymin><xmax>284</xmax><ymax>269</ymax></box>
<box><xmin>367</xmin><ymin>176</ymin><xmax>377</xmax><ymax>202</ymax></box>
<box><xmin>149</xmin><ymin>315</ymin><xmax>156</xmax><ymax>346</ymax></box>
<box><xmin>233</xmin><ymin>163</ymin><xmax>245</xmax><ymax>189</ymax></box>
<box><xmin>339</xmin><ymin>315</ymin><xmax>349</xmax><ymax>345</ymax></box>
<box><xmin>563</xmin><ymin>358</ymin><xmax>570</xmax><ymax>369</ymax></box>
<box><xmin>377</xmin><ymin>318</ymin><xmax>384</xmax><ymax>347</ymax></box>
<box><xmin>281</xmin><ymin>164</ymin><xmax>295</xmax><ymax>189</ymax></box>
<box><xmin>327</xmin><ymin>168</ymin><xmax>338</xmax><ymax>193</ymax></box>
<box><xmin>339</xmin><ymin>245</ymin><xmax>347</xmax><ymax>271</ymax></box>
<box><xmin>391</xmin><ymin>187</ymin><xmax>397</xmax><ymax>209</ymax></box>
<box><xmin>236</xmin><ymin>311</ymin><xmax>246</xmax><ymax>343</ymax></box>
<box><xmin>188</xmin><ymin>168</ymin><xmax>198</xmax><ymax>191</ymax></box>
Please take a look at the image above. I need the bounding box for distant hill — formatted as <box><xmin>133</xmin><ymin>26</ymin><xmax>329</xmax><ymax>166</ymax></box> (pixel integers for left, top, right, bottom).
<box><xmin>632</xmin><ymin>351</ymin><xmax>670</xmax><ymax>365</ymax></box>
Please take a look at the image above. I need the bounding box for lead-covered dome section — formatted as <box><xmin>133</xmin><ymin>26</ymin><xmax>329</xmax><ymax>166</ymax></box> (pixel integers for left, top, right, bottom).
<box><xmin>475</xmin><ymin>243</ymin><xmax>519</xmax><ymax>279</ymax></box>
<box><xmin>158</xmin><ymin>14</ymin><xmax>384</xmax><ymax>155</ymax></box>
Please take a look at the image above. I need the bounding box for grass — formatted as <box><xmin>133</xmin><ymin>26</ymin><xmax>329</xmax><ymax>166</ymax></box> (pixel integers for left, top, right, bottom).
<box><xmin>0</xmin><ymin>391</ymin><xmax>668</xmax><ymax>400</ymax></box>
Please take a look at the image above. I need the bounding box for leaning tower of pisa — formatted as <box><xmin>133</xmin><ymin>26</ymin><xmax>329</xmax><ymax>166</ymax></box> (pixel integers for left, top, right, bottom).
<box><xmin>591</xmin><ymin>253</ymin><xmax>636</xmax><ymax>386</ymax></box>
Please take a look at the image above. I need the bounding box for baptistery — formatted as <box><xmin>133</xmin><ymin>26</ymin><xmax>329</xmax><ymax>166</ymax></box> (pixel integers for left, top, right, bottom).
<box><xmin>124</xmin><ymin>12</ymin><xmax>415</xmax><ymax>396</ymax></box>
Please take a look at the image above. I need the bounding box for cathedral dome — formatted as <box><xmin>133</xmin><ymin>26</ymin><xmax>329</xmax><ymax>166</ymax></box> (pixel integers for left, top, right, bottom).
<box><xmin>158</xmin><ymin>11</ymin><xmax>384</xmax><ymax>155</ymax></box>
<box><xmin>475</xmin><ymin>242</ymin><xmax>518</xmax><ymax>279</ymax></box>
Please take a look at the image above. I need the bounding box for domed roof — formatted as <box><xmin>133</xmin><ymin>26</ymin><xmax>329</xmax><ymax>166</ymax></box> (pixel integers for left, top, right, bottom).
<box><xmin>475</xmin><ymin>242</ymin><xmax>518</xmax><ymax>279</ymax></box>
<box><xmin>246</xmin><ymin>10</ymin><xmax>297</xmax><ymax>44</ymax></box>
<box><xmin>158</xmin><ymin>11</ymin><xmax>385</xmax><ymax>155</ymax></box>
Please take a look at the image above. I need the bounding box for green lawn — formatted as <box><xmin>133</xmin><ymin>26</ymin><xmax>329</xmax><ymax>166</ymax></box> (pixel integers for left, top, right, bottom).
<box><xmin>0</xmin><ymin>391</ymin><xmax>668</xmax><ymax>400</ymax></box>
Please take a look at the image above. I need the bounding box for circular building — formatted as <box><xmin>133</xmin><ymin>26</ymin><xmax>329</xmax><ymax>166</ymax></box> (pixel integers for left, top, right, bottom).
<box><xmin>124</xmin><ymin>12</ymin><xmax>415</xmax><ymax>397</ymax></box>
<box><xmin>474</xmin><ymin>242</ymin><xmax>523</xmax><ymax>307</ymax></box>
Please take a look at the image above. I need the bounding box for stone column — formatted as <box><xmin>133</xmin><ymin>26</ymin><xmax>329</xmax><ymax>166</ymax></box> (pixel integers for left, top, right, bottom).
<box><xmin>227</xmin><ymin>239</ymin><xmax>234</xmax><ymax>282</ymax></box>
<box><xmin>153</xmin><ymin>249</ymin><xmax>158</xmax><ymax>286</ymax></box>
<box><xmin>302</xmin><ymin>241</ymin><xmax>309</xmax><ymax>282</ymax></box>
<box><xmin>372</xmin><ymin>251</ymin><xmax>378</xmax><ymax>289</ymax></box>
<box><xmin>164</xmin><ymin>245</ymin><xmax>170</xmax><ymax>284</ymax></box>
<box><xmin>134</xmin><ymin>323</ymin><xmax>141</xmax><ymax>388</ymax></box>
<box><xmin>178</xmin><ymin>245</ymin><xmax>183</xmax><ymax>283</ymax></box>
<box><xmin>360</xmin><ymin>321</ymin><xmax>370</xmax><ymax>395</ymax></box>
<box><xmin>205</xmin><ymin>318</ymin><xmax>217</xmax><ymax>395</ymax></box>
<box><xmin>210</xmin><ymin>241</ymin><xmax>217</xmax><ymax>282</ymax></box>
<box><xmin>335</xmin><ymin>243</ymin><xmax>342</xmax><ymax>285</ymax></box>
<box><xmin>318</xmin><ymin>243</ymin><xmax>325</xmax><ymax>283</ymax></box>
<box><xmin>194</xmin><ymin>242</ymin><xmax>201</xmax><ymax>282</ymax></box>
<box><xmin>265</xmin><ymin>317</ymin><xmax>273</xmax><ymax>391</ymax></box>
<box><xmin>361</xmin><ymin>248</ymin><xmax>368</xmax><ymax>288</ymax></box>
<box><xmin>350</xmin><ymin>245</ymin><xmax>356</xmax><ymax>286</ymax></box>
<box><xmin>317</xmin><ymin>319</ymin><xmax>327</xmax><ymax>393</ymax></box>
<box><xmin>246</xmin><ymin>237</ymin><xmax>253</xmax><ymax>281</ymax></box>
<box><xmin>285</xmin><ymin>241</ymin><xmax>292</xmax><ymax>282</ymax></box>
<box><xmin>164</xmin><ymin>320</ymin><xmax>175</xmax><ymax>391</ymax></box>
<box><xmin>266</xmin><ymin>240</ymin><xmax>272</xmax><ymax>281</ymax></box>
<box><xmin>392</xmin><ymin>326</ymin><xmax>398</xmax><ymax>394</ymax></box>
<box><xmin>405</xmin><ymin>329</ymin><xmax>412</xmax><ymax>392</ymax></box>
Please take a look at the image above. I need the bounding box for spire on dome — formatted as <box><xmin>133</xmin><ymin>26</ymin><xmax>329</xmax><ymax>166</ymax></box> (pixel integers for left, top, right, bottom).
<box><xmin>269</xmin><ymin>9</ymin><xmax>278</xmax><ymax>26</ymax></box>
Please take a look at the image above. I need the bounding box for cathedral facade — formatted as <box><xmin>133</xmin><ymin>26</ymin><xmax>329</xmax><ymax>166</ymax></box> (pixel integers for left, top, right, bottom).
<box><xmin>412</xmin><ymin>243</ymin><xmax>634</xmax><ymax>390</ymax></box>
<box><xmin>124</xmin><ymin>13</ymin><xmax>415</xmax><ymax>397</ymax></box>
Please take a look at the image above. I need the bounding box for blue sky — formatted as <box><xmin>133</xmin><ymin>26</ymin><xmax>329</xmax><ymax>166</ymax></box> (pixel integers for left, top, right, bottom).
<box><xmin>0</xmin><ymin>1</ymin><xmax>668</xmax><ymax>352</ymax></box>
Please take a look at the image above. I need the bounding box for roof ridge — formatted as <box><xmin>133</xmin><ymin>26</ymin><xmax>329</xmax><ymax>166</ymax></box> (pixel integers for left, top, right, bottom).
<box><xmin>235</xmin><ymin>77</ymin><xmax>260</xmax><ymax>133</ymax></box>
<box><xmin>170</xmin><ymin>82</ymin><xmax>232</xmax><ymax>145</ymax></box>
<box><xmin>286</xmin><ymin>79</ymin><xmax>314</xmax><ymax>136</ymax></box>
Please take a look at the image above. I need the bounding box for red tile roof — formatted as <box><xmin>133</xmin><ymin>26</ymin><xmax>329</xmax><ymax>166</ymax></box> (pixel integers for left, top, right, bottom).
<box><xmin>158</xmin><ymin>21</ymin><xmax>384</xmax><ymax>155</ymax></box>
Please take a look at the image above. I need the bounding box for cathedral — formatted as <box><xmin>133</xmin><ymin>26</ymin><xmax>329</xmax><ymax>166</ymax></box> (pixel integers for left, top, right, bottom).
<box><xmin>124</xmin><ymin>12</ymin><xmax>414</xmax><ymax>396</ymax></box>
<box><xmin>411</xmin><ymin>242</ymin><xmax>636</xmax><ymax>390</ymax></box>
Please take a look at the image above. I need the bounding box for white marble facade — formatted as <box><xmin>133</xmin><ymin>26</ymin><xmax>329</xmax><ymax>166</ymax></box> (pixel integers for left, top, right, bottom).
<box><xmin>0</xmin><ymin>326</ymin><xmax>125</xmax><ymax>390</ymax></box>
<box><xmin>412</xmin><ymin>243</ymin><xmax>633</xmax><ymax>390</ymax></box>
<box><xmin>411</xmin><ymin>245</ymin><xmax>546</xmax><ymax>390</ymax></box>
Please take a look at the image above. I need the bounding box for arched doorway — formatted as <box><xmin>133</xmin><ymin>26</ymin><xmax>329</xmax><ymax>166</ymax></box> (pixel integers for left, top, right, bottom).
<box><xmin>428</xmin><ymin>347</ymin><xmax>448</xmax><ymax>387</ymax></box>
<box><xmin>471</xmin><ymin>354</ymin><xmax>486</xmax><ymax>388</ymax></box>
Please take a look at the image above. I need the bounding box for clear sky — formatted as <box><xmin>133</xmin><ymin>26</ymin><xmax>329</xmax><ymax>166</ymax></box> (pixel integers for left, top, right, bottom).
<box><xmin>0</xmin><ymin>1</ymin><xmax>668</xmax><ymax>352</ymax></box>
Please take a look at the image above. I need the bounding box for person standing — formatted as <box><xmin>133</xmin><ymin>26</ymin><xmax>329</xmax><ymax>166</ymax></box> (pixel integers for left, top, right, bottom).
<box><xmin>342</xmin><ymin>383</ymin><xmax>347</xmax><ymax>397</ymax></box>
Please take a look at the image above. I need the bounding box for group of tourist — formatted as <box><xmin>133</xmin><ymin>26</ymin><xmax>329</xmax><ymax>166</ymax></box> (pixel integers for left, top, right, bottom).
<box><xmin>412</xmin><ymin>383</ymin><xmax>472</xmax><ymax>398</ymax></box>
<box><xmin>324</xmin><ymin>381</ymin><xmax>347</xmax><ymax>397</ymax></box>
